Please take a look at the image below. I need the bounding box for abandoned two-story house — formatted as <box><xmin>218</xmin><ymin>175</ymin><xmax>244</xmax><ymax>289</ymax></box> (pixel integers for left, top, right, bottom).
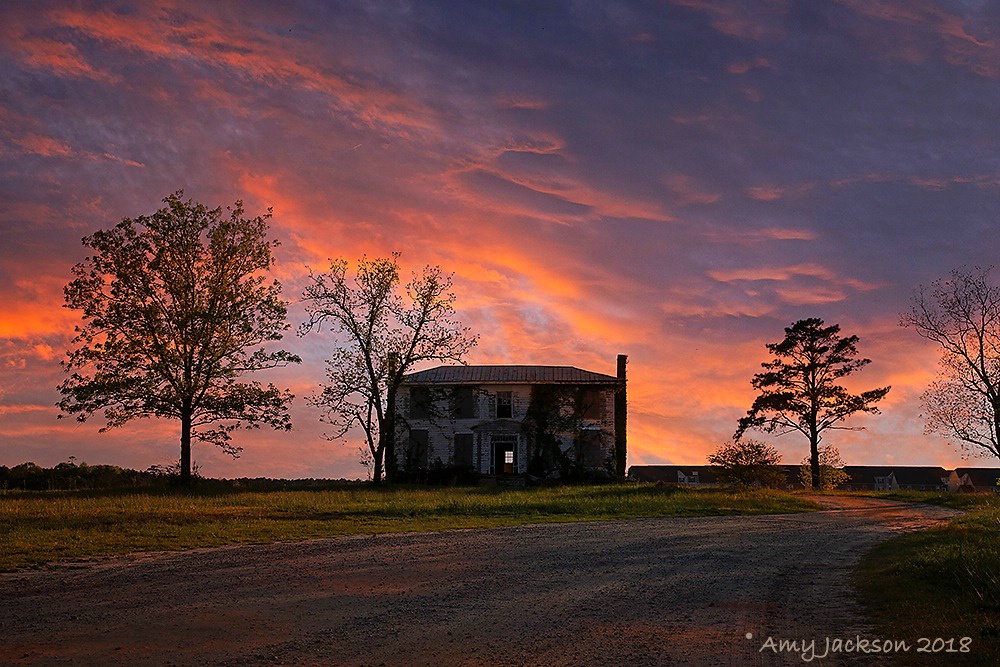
<box><xmin>396</xmin><ymin>355</ymin><xmax>627</xmax><ymax>479</ymax></box>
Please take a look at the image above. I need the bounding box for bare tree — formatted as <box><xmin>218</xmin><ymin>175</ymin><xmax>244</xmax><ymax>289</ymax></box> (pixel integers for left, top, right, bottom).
<box><xmin>300</xmin><ymin>254</ymin><xmax>477</xmax><ymax>482</ymax></box>
<box><xmin>735</xmin><ymin>318</ymin><xmax>889</xmax><ymax>490</ymax></box>
<box><xmin>901</xmin><ymin>266</ymin><xmax>1000</xmax><ymax>461</ymax></box>
<box><xmin>59</xmin><ymin>192</ymin><xmax>300</xmax><ymax>483</ymax></box>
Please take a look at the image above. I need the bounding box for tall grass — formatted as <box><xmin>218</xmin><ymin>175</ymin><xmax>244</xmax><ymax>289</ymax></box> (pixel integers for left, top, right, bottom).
<box><xmin>854</xmin><ymin>492</ymin><xmax>1000</xmax><ymax>665</ymax></box>
<box><xmin>0</xmin><ymin>484</ymin><xmax>817</xmax><ymax>570</ymax></box>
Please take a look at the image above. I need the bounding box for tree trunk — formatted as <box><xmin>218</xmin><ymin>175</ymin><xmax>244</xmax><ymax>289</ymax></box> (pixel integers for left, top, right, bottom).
<box><xmin>180</xmin><ymin>407</ymin><xmax>193</xmax><ymax>485</ymax></box>
<box><xmin>384</xmin><ymin>353</ymin><xmax>399</xmax><ymax>483</ymax></box>
<box><xmin>384</xmin><ymin>385</ymin><xmax>397</xmax><ymax>483</ymax></box>
<box><xmin>372</xmin><ymin>445</ymin><xmax>384</xmax><ymax>484</ymax></box>
<box><xmin>809</xmin><ymin>429</ymin><xmax>820</xmax><ymax>491</ymax></box>
<box><xmin>994</xmin><ymin>404</ymin><xmax>1000</xmax><ymax>460</ymax></box>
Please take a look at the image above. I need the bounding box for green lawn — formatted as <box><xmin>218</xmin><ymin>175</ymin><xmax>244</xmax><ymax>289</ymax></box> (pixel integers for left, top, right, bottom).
<box><xmin>853</xmin><ymin>491</ymin><xmax>1000</xmax><ymax>665</ymax></box>
<box><xmin>0</xmin><ymin>483</ymin><xmax>818</xmax><ymax>570</ymax></box>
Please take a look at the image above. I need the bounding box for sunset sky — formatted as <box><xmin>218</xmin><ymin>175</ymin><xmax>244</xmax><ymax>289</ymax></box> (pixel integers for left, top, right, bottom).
<box><xmin>3</xmin><ymin>1</ymin><xmax>1000</xmax><ymax>479</ymax></box>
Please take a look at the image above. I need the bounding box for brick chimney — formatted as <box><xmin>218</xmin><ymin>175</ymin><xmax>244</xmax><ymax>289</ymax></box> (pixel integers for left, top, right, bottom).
<box><xmin>614</xmin><ymin>354</ymin><xmax>627</xmax><ymax>478</ymax></box>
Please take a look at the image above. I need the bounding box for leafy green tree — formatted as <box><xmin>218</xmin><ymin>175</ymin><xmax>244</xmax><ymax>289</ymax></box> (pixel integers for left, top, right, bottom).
<box><xmin>707</xmin><ymin>438</ymin><xmax>786</xmax><ymax>488</ymax></box>
<box><xmin>59</xmin><ymin>192</ymin><xmax>300</xmax><ymax>484</ymax></box>
<box><xmin>797</xmin><ymin>445</ymin><xmax>850</xmax><ymax>490</ymax></box>
<box><xmin>736</xmin><ymin>318</ymin><xmax>889</xmax><ymax>490</ymax></box>
<box><xmin>300</xmin><ymin>254</ymin><xmax>477</xmax><ymax>483</ymax></box>
<box><xmin>901</xmin><ymin>266</ymin><xmax>1000</xmax><ymax>462</ymax></box>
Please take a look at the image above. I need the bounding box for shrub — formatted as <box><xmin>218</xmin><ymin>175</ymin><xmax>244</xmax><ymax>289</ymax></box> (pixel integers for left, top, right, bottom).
<box><xmin>708</xmin><ymin>439</ymin><xmax>786</xmax><ymax>488</ymax></box>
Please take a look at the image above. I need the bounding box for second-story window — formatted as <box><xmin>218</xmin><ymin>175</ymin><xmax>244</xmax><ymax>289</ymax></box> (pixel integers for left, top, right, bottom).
<box><xmin>451</xmin><ymin>386</ymin><xmax>477</xmax><ymax>419</ymax></box>
<box><xmin>409</xmin><ymin>387</ymin><xmax>431</xmax><ymax>418</ymax></box>
<box><xmin>496</xmin><ymin>391</ymin><xmax>513</xmax><ymax>419</ymax></box>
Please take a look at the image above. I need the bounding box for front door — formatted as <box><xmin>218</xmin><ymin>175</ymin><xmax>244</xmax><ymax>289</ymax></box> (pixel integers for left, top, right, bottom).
<box><xmin>492</xmin><ymin>435</ymin><xmax>517</xmax><ymax>475</ymax></box>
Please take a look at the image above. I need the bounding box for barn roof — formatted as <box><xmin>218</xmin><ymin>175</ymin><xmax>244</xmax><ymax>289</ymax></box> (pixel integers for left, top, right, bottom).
<box><xmin>402</xmin><ymin>365</ymin><xmax>621</xmax><ymax>385</ymax></box>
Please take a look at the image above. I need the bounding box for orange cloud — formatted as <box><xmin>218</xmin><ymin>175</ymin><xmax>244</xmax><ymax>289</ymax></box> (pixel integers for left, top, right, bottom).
<box><xmin>0</xmin><ymin>281</ymin><xmax>77</xmax><ymax>339</ymax></box>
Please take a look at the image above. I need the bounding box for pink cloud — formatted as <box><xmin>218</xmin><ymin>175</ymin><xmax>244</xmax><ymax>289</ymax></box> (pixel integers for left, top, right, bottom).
<box><xmin>728</xmin><ymin>56</ymin><xmax>771</xmax><ymax>74</ymax></box>
<box><xmin>12</xmin><ymin>133</ymin><xmax>74</xmax><ymax>157</ymax></box>
<box><xmin>102</xmin><ymin>152</ymin><xmax>145</xmax><ymax>168</ymax></box>
<box><xmin>11</xmin><ymin>33</ymin><xmax>119</xmax><ymax>83</ymax></box>
<box><xmin>34</xmin><ymin>5</ymin><xmax>437</xmax><ymax>139</ymax></box>
<box><xmin>495</xmin><ymin>96</ymin><xmax>552</xmax><ymax>111</ymax></box>
<box><xmin>670</xmin><ymin>0</ymin><xmax>789</xmax><ymax>42</ymax></box>
<box><xmin>745</xmin><ymin>182</ymin><xmax>816</xmax><ymax>201</ymax></box>
<box><xmin>662</xmin><ymin>173</ymin><xmax>722</xmax><ymax>206</ymax></box>
<box><xmin>839</xmin><ymin>0</ymin><xmax>1000</xmax><ymax>78</ymax></box>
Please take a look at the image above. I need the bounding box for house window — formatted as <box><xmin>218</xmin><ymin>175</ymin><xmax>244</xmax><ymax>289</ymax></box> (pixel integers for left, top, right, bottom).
<box><xmin>580</xmin><ymin>388</ymin><xmax>606</xmax><ymax>420</ymax></box>
<box><xmin>496</xmin><ymin>391</ymin><xmax>513</xmax><ymax>419</ymax></box>
<box><xmin>451</xmin><ymin>387</ymin><xmax>477</xmax><ymax>419</ymax></box>
<box><xmin>454</xmin><ymin>433</ymin><xmax>474</xmax><ymax>468</ymax></box>
<box><xmin>409</xmin><ymin>387</ymin><xmax>432</xmax><ymax>418</ymax></box>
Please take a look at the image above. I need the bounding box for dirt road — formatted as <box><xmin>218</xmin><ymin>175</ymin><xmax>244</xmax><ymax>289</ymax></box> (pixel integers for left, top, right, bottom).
<box><xmin>0</xmin><ymin>496</ymin><xmax>959</xmax><ymax>665</ymax></box>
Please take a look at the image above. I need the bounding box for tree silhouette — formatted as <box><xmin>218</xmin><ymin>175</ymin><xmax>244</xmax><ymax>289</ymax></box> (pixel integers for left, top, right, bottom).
<box><xmin>735</xmin><ymin>318</ymin><xmax>889</xmax><ymax>490</ymax></box>
<box><xmin>901</xmin><ymin>266</ymin><xmax>1000</xmax><ymax>461</ymax></box>
<box><xmin>300</xmin><ymin>254</ymin><xmax>477</xmax><ymax>483</ymax></box>
<box><xmin>59</xmin><ymin>192</ymin><xmax>300</xmax><ymax>483</ymax></box>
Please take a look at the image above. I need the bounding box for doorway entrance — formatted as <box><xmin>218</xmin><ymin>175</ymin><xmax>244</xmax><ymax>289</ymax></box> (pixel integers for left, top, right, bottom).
<box><xmin>491</xmin><ymin>435</ymin><xmax>518</xmax><ymax>475</ymax></box>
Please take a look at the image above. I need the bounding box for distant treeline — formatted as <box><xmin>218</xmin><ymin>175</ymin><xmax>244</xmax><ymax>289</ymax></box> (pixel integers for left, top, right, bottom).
<box><xmin>0</xmin><ymin>460</ymin><xmax>170</xmax><ymax>490</ymax></box>
<box><xmin>0</xmin><ymin>460</ymin><xmax>366</xmax><ymax>491</ymax></box>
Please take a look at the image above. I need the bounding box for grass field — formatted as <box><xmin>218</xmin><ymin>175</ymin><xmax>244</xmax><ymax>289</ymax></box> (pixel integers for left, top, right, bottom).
<box><xmin>0</xmin><ymin>483</ymin><xmax>819</xmax><ymax>570</ymax></box>
<box><xmin>853</xmin><ymin>491</ymin><xmax>1000</xmax><ymax>665</ymax></box>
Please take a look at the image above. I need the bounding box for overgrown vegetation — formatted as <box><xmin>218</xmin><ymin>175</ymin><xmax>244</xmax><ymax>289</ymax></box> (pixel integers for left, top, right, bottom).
<box><xmin>854</xmin><ymin>491</ymin><xmax>1000</xmax><ymax>664</ymax></box>
<box><xmin>0</xmin><ymin>484</ymin><xmax>818</xmax><ymax>570</ymax></box>
<box><xmin>523</xmin><ymin>385</ymin><xmax>614</xmax><ymax>482</ymax></box>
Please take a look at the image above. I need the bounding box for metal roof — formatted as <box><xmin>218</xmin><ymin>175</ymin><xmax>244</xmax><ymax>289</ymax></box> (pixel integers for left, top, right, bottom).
<box><xmin>954</xmin><ymin>468</ymin><xmax>1000</xmax><ymax>486</ymax></box>
<box><xmin>842</xmin><ymin>466</ymin><xmax>950</xmax><ymax>486</ymax></box>
<box><xmin>402</xmin><ymin>365</ymin><xmax>622</xmax><ymax>385</ymax></box>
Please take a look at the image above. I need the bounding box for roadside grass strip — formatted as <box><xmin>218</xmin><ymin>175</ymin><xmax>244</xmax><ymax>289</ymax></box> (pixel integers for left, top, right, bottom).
<box><xmin>0</xmin><ymin>483</ymin><xmax>819</xmax><ymax>569</ymax></box>
<box><xmin>854</xmin><ymin>491</ymin><xmax>1000</xmax><ymax>665</ymax></box>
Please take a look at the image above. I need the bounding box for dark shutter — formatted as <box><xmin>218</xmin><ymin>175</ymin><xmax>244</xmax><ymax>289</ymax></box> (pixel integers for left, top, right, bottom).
<box><xmin>408</xmin><ymin>429</ymin><xmax>429</xmax><ymax>469</ymax></box>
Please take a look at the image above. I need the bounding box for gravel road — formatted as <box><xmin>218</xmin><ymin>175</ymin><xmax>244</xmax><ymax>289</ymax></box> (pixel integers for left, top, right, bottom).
<box><xmin>0</xmin><ymin>496</ymin><xmax>960</xmax><ymax>666</ymax></box>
